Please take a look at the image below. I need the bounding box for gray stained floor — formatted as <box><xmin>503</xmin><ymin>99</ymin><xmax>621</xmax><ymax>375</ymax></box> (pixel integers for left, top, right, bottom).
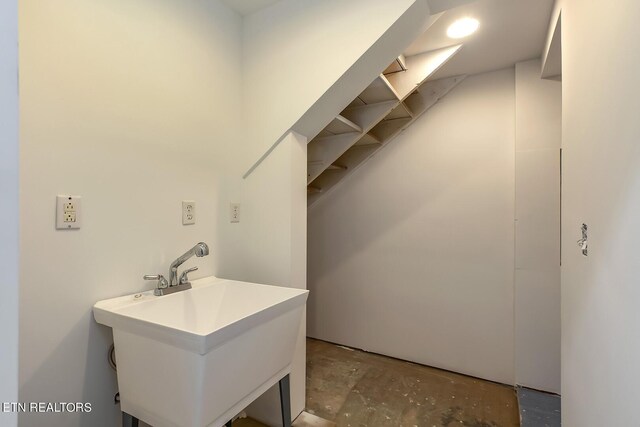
<box><xmin>305</xmin><ymin>338</ymin><xmax>519</xmax><ymax>427</ymax></box>
<box><xmin>516</xmin><ymin>387</ymin><xmax>560</xmax><ymax>427</ymax></box>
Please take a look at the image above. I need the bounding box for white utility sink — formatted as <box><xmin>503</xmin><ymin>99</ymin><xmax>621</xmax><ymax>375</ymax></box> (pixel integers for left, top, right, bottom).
<box><xmin>94</xmin><ymin>276</ymin><xmax>308</xmax><ymax>427</ymax></box>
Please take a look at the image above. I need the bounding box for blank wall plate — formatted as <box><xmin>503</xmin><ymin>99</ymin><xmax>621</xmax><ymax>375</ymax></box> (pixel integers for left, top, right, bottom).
<box><xmin>56</xmin><ymin>195</ymin><xmax>82</xmax><ymax>230</ymax></box>
<box><xmin>182</xmin><ymin>200</ymin><xmax>196</xmax><ymax>225</ymax></box>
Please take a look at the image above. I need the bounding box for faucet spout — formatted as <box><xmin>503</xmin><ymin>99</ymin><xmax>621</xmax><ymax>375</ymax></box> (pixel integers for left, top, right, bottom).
<box><xmin>169</xmin><ymin>242</ymin><xmax>209</xmax><ymax>286</ymax></box>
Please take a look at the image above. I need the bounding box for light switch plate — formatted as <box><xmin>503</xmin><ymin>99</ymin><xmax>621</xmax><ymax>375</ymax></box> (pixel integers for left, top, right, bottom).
<box><xmin>182</xmin><ymin>201</ymin><xmax>196</xmax><ymax>225</ymax></box>
<box><xmin>56</xmin><ymin>195</ymin><xmax>82</xmax><ymax>230</ymax></box>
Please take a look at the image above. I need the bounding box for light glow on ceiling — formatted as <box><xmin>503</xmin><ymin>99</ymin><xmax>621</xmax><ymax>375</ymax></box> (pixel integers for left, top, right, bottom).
<box><xmin>447</xmin><ymin>17</ymin><xmax>479</xmax><ymax>39</ymax></box>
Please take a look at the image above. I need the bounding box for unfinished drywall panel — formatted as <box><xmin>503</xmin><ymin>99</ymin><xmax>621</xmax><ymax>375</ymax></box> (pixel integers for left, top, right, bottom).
<box><xmin>514</xmin><ymin>59</ymin><xmax>561</xmax><ymax>394</ymax></box>
<box><xmin>561</xmin><ymin>0</ymin><xmax>640</xmax><ymax>424</ymax></box>
<box><xmin>18</xmin><ymin>1</ymin><xmax>243</xmax><ymax>425</ymax></box>
<box><xmin>515</xmin><ymin>149</ymin><xmax>560</xmax><ymax>269</ymax></box>
<box><xmin>516</xmin><ymin>60</ymin><xmax>561</xmax><ymax>151</ymax></box>
<box><xmin>0</xmin><ymin>1</ymin><xmax>19</xmax><ymax>425</ymax></box>
<box><xmin>241</xmin><ymin>0</ymin><xmax>429</xmax><ymax>175</ymax></box>
<box><xmin>514</xmin><ymin>149</ymin><xmax>561</xmax><ymax>392</ymax></box>
<box><xmin>308</xmin><ymin>69</ymin><xmax>516</xmax><ymax>385</ymax></box>
<box><xmin>514</xmin><ymin>268</ymin><xmax>560</xmax><ymax>391</ymax></box>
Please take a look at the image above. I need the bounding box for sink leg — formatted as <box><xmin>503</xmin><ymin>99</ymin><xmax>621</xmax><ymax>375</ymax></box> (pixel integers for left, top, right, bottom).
<box><xmin>279</xmin><ymin>374</ymin><xmax>292</xmax><ymax>427</ymax></box>
<box><xmin>122</xmin><ymin>412</ymin><xmax>139</xmax><ymax>427</ymax></box>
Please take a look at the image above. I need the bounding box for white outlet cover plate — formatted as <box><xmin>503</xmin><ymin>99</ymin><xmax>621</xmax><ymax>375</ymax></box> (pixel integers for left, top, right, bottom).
<box><xmin>230</xmin><ymin>203</ymin><xmax>240</xmax><ymax>223</ymax></box>
<box><xmin>56</xmin><ymin>195</ymin><xmax>82</xmax><ymax>230</ymax></box>
<box><xmin>182</xmin><ymin>200</ymin><xmax>196</xmax><ymax>225</ymax></box>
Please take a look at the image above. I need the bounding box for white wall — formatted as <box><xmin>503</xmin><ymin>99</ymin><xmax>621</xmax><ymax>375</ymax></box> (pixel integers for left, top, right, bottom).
<box><xmin>241</xmin><ymin>0</ymin><xmax>425</xmax><ymax>174</ymax></box>
<box><xmin>514</xmin><ymin>59</ymin><xmax>561</xmax><ymax>393</ymax></box>
<box><xmin>308</xmin><ymin>69</ymin><xmax>517</xmax><ymax>384</ymax></box>
<box><xmin>0</xmin><ymin>0</ymin><xmax>19</xmax><ymax>425</ymax></box>
<box><xmin>234</xmin><ymin>0</ymin><xmax>433</xmax><ymax>420</ymax></box>
<box><xmin>561</xmin><ymin>0</ymin><xmax>640</xmax><ymax>424</ymax></box>
<box><xmin>218</xmin><ymin>131</ymin><xmax>308</xmax><ymax>424</ymax></box>
<box><xmin>18</xmin><ymin>1</ymin><xmax>242</xmax><ymax>425</ymax></box>
<box><xmin>18</xmin><ymin>1</ymin><xmax>423</xmax><ymax>425</ymax></box>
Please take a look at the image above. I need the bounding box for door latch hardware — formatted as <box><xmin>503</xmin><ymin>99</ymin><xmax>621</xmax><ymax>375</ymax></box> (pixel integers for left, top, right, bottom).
<box><xmin>577</xmin><ymin>223</ymin><xmax>588</xmax><ymax>256</ymax></box>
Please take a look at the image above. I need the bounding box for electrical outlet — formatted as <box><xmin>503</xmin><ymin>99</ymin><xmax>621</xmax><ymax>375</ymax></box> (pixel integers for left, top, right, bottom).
<box><xmin>182</xmin><ymin>201</ymin><xmax>196</xmax><ymax>225</ymax></box>
<box><xmin>56</xmin><ymin>195</ymin><xmax>82</xmax><ymax>230</ymax></box>
<box><xmin>230</xmin><ymin>203</ymin><xmax>240</xmax><ymax>223</ymax></box>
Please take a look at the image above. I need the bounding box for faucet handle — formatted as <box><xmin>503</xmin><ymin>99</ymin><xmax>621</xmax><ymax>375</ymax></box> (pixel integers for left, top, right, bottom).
<box><xmin>179</xmin><ymin>267</ymin><xmax>198</xmax><ymax>285</ymax></box>
<box><xmin>143</xmin><ymin>274</ymin><xmax>169</xmax><ymax>289</ymax></box>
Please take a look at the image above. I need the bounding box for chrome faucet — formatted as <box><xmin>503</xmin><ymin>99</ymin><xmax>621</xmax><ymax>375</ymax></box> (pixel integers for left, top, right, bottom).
<box><xmin>169</xmin><ymin>242</ymin><xmax>209</xmax><ymax>286</ymax></box>
<box><xmin>144</xmin><ymin>242</ymin><xmax>210</xmax><ymax>296</ymax></box>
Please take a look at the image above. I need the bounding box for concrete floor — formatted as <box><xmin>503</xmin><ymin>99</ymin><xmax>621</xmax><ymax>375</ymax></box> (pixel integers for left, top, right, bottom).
<box><xmin>235</xmin><ymin>338</ymin><xmax>519</xmax><ymax>427</ymax></box>
<box><xmin>305</xmin><ymin>338</ymin><xmax>519</xmax><ymax>427</ymax></box>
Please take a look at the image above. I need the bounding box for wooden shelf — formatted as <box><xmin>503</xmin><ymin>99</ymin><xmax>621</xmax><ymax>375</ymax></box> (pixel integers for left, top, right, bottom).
<box><xmin>383</xmin><ymin>55</ymin><xmax>407</xmax><ymax>75</ymax></box>
<box><xmin>403</xmin><ymin>90</ymin><xmax>427</xmax><ymax>116</ymax></box>
<box><xmin>405</xmin><ymin>75</ymin><xmax>466</xmax><ymax>116</ymax></box>
<box><xmin>341</xmin><ymin>100</ymin><xmax>397</xmax><ymax>131</ymax></box>
<box><xmin>307</xmin><ymin>50</ymin><xmax>466</xmax><ymax>207</ymax></box>
<box><xmin>358</xmin><ymin>75</ymin><xmax>401</xmax><ymax>104</ymax></box>
<box><xmin>337</xmin><ymin>144</ymin><xmax>380</xmax><ymax>170</ymax></box>
<box><xmin>385</xmin><ymin>44</ymin><xmax>462</xmax><ymax>101</ymax></box>
<box><xmin>353</xmin><ymin>133</ymin><xmax>382</xmax><ymax>147</ymax></box>
<box><xmin>324</xmin><ymin>114</ymin><xmax>362</xmax><ymax>135</ymax></box>
<box><xmin>327</xmin><ymin>164</ymin><xmax>347</xmax><ymax>171</ymax></box>
<box><xmin>307</xmin><ymin>132</ymin><xmax>360</xmax><ymax>183</ymax></box>
<box><xmin>386</xmin><ymin>103</ymin><xmax>413</xmax><ymax>120</ymax></box>
<box><xmin>369</xmin><ymin>112</ymin><xmax>411</xmax><ymax>143</ymax></box>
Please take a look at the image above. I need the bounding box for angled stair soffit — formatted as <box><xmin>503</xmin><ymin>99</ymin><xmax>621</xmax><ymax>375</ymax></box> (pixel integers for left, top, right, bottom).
<box><xmin>243</xmin><ymin>0</ymin><xmax>432</xmax><ymax>179</ymax></box>
<box><xmin>541</xmin><ymin>10</ymin><xmax>561</xmax><ymax>80</ymax></box>
<box><xmin>289</xmin><ymin>0</ymin><xmax>437</xmax><ymax>158</ymax></box>
<box><xmin>307</xmin><ymin>44</ymin><xmax>465</xmax><ymax>207</ymax></box>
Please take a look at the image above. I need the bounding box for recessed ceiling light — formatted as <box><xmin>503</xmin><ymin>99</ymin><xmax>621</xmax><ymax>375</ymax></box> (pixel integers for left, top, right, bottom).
<box><xmin>447</xmin><ymin>17</ymin><xmax>479</xmax><ymax>39</ymax></box>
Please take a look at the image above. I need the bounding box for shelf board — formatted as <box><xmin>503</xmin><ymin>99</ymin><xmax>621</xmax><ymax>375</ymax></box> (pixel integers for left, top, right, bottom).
<box><xmin>386</xmin><ymin>103</ymin><xmax>412</xmax><ymax>120</ymax></box>
<box><xmin>354</xmin><ymin>133</ymin><xmax>382</xmax><ymax>147</ymax></box>
<box><xmin>307</xmin><ymin>160</ymin><xmax>326</xmax><ymax>183</ymax></box>
<box><xmin>308</xmin><ymin>75</ymin><xmax>466</xmax><ymax>208</ymax></box>
<box><xmin>307</xmin><ymin>132</ymin><xmax>361</xmax><ymax>183</ymax></box>
<box><xmin>307</xmin><ymin>168</ymin><xmax>348</xmax><ymax>206</ymax></box>
<box><xmin>316</xmin><ymin>129</ymin><xmax>333</xmax><ymax>138</ymax></box>
<box><xmin>346</xmin><ymin>97</ymin><xmax>366</xmax><ymax>109</ymax></box>
<box><xmin>383</xmin><ymin>55</ymin><xmax>407</xmax><ymax>75</ymax></box>
<box><xmin>358</xmin><ymin>75</ymin><xmax>401</xmax><ymax>104</ymax></box>
<box><xmin>327</xmin><ymin>164</ymin><xmax>347</xmax><ymax>171</ymax></box>
<box><xmin>406</xmin><ymin>75</ymin><xmax>466</xmax><ymax>117</ymax></box>
<box><xmin>341</xmin><ymin>100</ymin><xmax>398</xmax><ymax>131</ymax></box>
<box><xmin>386</xmin><ymin>44</ymin><xmax>462</xmax><ymax>101</ymax></box>
<box><xmin>369</xmin><ymin>115</ymin><xmax>411</xmax><ymax>143</ymax></box>
<box><xmin>337</xmin><ymin>144</ymin><xmax>381</xmax><ymax>171</ymax></box>
<box><xmin>403</xmin><ymin>91</ymin><xmax>426</xmax><ymax>117</ymax></box>
<box><xmin>323</xmin><ymin>114</ymin><xmax>362</xmax><ymax>135</ymax></box>
<box><xmin>306</xmin><ymin>43</ymin><xmax>465</xmax><ymax>206</ymax></box>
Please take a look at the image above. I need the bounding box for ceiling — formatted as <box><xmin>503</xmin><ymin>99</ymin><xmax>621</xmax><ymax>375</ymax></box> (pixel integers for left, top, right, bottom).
<box><xmin>406</xmin><ymin>0</ymin><xmax>554</xmax><ymax>79</ymax></box>
<box><xmin>222</xmin><ymin>0</ymin><xmax>554</xmax><ymax>79</ymax></box>
<box><xmin>223</xmin><ymin>0</ymin><xmax>477</xmax><ymax>18</ymax></box>
<box><xmin>222</xmin><ymin>0</ymin><xmax>282</xmax><ymax>16</ymax></box>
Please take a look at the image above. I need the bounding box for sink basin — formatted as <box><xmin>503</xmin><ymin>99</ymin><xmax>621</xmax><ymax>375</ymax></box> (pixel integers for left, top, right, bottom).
<box><xmin>94</xmin><ymin>276</ymin><xmax>308</xmax><ymax>427</ymax></box>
